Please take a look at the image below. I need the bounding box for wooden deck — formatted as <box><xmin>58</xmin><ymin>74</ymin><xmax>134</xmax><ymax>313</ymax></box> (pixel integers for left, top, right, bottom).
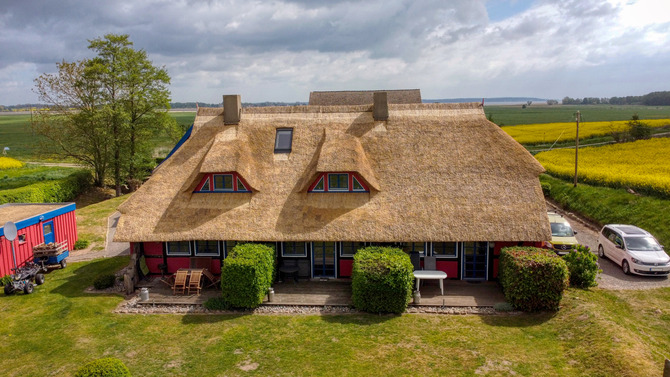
<box><xmin>134</xmin><ymin>277</ymin><xmax>505</xmax><ymax>308</ymax></box>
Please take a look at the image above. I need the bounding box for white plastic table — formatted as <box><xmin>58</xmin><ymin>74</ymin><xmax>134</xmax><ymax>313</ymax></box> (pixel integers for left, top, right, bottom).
<box><xmin>413</xmin><ymin>270</ymin><xmax>447</xmax><ymax>296</ymax></box>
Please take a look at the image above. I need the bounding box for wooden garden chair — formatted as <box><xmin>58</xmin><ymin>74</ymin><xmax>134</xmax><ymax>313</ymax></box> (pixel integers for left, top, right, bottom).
<box><xmin>201</xmin><ymin>268</ymin><xmax>220</xmax><ymax>288</ymax></box>
<box><xmin>172</xmin><ymin>270</ymin><xmax>188</xmax><ymax>295</ymax></box>
<box><xmin>187</xmin><ymin>270</ymin><xmax>203</xmax><ymax>295</ymax></box>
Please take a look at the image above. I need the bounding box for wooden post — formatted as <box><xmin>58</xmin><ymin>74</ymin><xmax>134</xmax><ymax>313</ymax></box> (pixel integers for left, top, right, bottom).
<box><xmin>663</xmin><ymin>358</ymin><xmax>670</xmax><ymax>377</ymax></box>
<box><xmin>574</xmin><ymin>110</ymin><xmax>580</xmax><ymax>187</ymax></box>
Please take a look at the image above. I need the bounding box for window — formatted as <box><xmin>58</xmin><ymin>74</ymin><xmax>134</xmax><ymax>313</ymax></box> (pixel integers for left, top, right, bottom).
<box><xmin>433</xmin><ymin>242</ymin><xmax>458</xmax><ymax>258</ymax></box>
<box><xmin>275</xmin><ymin>128</ymin><xmax>293</xmax><ymax>153</ymax></box>
<box><xmin>166</xmin><ymin>241</ymin><xmax>191</xmax><ymax>256</ymax></box>
<box><xmin>213</xmin><ymin>174</ymin><xmax>233</xmax><ymax>191</ymax></box>
<box><xmin>201</xmin><ymin>178</ymin><xmax>211</xmax><ymax>191</ymax></box>
<box><xmin>328</xmin><ymin>173</ymin><xmax>349</xmax><ymax>191</ymax></box>
<box><xmin>402</xmin><ymin>242</ymin><xmax>427</xmax><ymax>256</ymax></box>
<box><xmin>282</xmin><ymin>242</ymin><xmax>307</xmax><ymax>257</ymax></box>
<box><xmin>194</xmin><ymin>173</ymin><xmax>251</xmax><ymax>193</ymax></box>
<box><xmin>18</xmin><ymin>234</ymin><xmax>26</xmax><ymax>244</ymax></box>
<box><xmin>308</xmin><ymin>172</ymin><xmax>369</xmax><ymax>193</ymax></box>
<box><xmin>339</xmin><ymin>242</ymin><xmax>366</xmax><ymax>257</ymax></box>
<box><xmin>194</xmin><ymin>240</ymin><xmax>220</xmax><ymax>257</ymax></box>
<box><xmin>312</xmin><ymin>176</ymin><xmax>324</xmax><ymax>191</ymax></box>
<box><xmin>352</xmin><ymin>176</ymin><xmax>366</xmax><ymax>191</ymax></box>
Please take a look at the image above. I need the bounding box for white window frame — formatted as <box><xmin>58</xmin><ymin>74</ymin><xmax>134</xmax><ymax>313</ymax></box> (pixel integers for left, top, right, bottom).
<box><xmin>339</xmin><ymin>241</ymin><xmax>368</xmax><ymax>257</ymax></box>
<box><xmin>281</xmin><ymin>241</ymin><xmax>308</xmax><ymax>257</ymax></box>
<box><xmin>165</xmin><ymin>241</ymin><xmax>192</xmax><ymax>256</ymax></box>
<box><xmin>212</xmin><ymin>174</ymin><xmax>234</xmax><ymax>192</ymax></box>
<box><xmin>327</xmin><ymin>173</ymin><xmax>349</xmax><ymax>191</ymax></box>
<box><xmin>194</xmin><ymin>240</ymin><xmax>221</xmax><ymax>257</ymax></box>
<box><xmin>431</xmin><ymin>242</ymin><xmax>459</xmax><ymax>258</ymax></box>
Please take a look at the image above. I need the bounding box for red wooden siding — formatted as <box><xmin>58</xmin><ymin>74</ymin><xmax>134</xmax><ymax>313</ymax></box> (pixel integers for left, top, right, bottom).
<box><xmin>339</xmin><ymin>259</ymin><xmax>353</xmax><ymax>277</ymax></box>
<box><xmin>167</xmin><ymin>257</ymin><xmax>190</xmax><ymax>273</ymax></box>
<box><xmin>436</xmin><ymin>260</ymin><xmax>458</xmax><ymax>278</ymax></box>
<box><xmin>143</xmin><ymin>242</ymin><xmax>163</xmax><ymax>256</ymax></box>
<box><xmin>1</xmin><ymin>209</ymin><xmax>77</xmax><ymax>276</ymax></box>
<box><xmin>145</xmin><ymin>258</ymin><xmax>164</xmax><ymax>273</ymax></box>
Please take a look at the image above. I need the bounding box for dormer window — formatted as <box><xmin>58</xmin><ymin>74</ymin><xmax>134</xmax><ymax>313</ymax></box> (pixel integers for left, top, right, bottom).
<box><xmin>274</xmin><ymin>128</ymin><xmax>293</xmax><ymax>153</ymax></box>
<box><xmin>195</xmin><ymin>172</ymin><xmax>251</xmax><ymax>193</ymax></box>
<box><xmin>308</xmin><ymin>172</ymin><xmax>369</xmax><ymax>193</ymax></box>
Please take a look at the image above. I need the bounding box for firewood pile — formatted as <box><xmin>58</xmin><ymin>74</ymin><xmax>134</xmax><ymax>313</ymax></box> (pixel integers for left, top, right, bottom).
<box><xmin>33</xmin><ymin>241</ymin><xmax>67</xmax><ymax>257</ymax></box>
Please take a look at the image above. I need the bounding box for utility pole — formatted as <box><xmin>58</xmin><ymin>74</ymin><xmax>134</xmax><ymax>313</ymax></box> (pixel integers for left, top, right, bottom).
<box><xmin>574</xmin><ymin>111</ymin><xmax>581</xmax><ymax>187</ymax></box>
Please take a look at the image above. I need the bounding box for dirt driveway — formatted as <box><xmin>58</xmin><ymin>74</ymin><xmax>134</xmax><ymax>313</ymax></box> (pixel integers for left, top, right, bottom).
<box><xmin>547</xmin><ymin>202</ymin><xmax>670</xmax><ymax>290</ymax></box>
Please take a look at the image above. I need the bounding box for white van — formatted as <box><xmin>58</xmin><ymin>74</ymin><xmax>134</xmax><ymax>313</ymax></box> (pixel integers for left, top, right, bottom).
<box><xmin>596</xmin><ymin>224</ymin><xmax>670</xmax><ymax>276</ymax></box>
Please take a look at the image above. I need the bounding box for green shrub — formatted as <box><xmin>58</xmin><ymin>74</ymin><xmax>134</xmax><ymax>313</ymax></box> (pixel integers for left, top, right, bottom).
<box><xmin>351</xmin><ymin>246</ymin><xmax>414</xmax><ymax>314</ymax></box>
<box><xmin>1</xmin><ymin>275</ymin><xmax>13</xmax><ymax>286</ymax></box>
<box><xmin>563</xmin><ymin>245</ymin><xmax>601</xmax><ymax>288</ymax></box>
<box><xmin>499</xmin><ymin>247</ymin><xmax>569</xmax><ymax>312</ymax></box>
<box><xmin>75</xmin><ymin>357</ymin><xmax>131</xmax><ymax>377</ymax></box>
<box><xmin>93</xmin><ymin>274</ymin><xmax>117</xmax><ymax>290</ymax></box>
<box><xmin>220</xmin><ymin>243</ymin><xmax>275</xmax><ymax>309</ymax></box>
<box><xmin>203</xmin><ymin>296</ymin><xmax>231</xmax><ymax>311</ymax></box>
<box><xmin>74</xmin><ymin>239</ymin><xmax>90</xmax><ymax>250</ymax></box>
<box><xmin>541</xmin><ymin>182</ymin><xmax>551</xmax><ymax>196</ymax></box>
<box><xmin>0</xmin><ymin>169</ymin><xmax>91</xmax><ymax>204</ymax></box>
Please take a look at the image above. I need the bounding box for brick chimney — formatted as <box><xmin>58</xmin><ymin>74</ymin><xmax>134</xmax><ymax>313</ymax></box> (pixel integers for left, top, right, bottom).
<box><xmin>373</xmin><ymin>91</ymin><xmax>389</xmax><ymax>121</ymax></box>
<box><xmin>223</xmin><ymin>94</ymin><xmax>241</xmax><ymax>125</ymax></box>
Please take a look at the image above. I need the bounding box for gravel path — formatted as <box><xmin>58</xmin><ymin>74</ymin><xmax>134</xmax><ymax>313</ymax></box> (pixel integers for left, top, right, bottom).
<box><xmin>546</xmin><ymin>201</ymin><xmax>670</xmax><ymax>290</ymax></box>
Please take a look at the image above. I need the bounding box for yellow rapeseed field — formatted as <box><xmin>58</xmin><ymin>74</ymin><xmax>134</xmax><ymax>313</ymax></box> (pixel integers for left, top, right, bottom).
<box><xmin>0</xmin><ymin>157</ymin><xmax>24</xmax><ymax>169</ymax></box>
<box><xmin>535</xmin><ymin>138</ymin><xmax>670</xmax><ymax>197</ymax></box>
<box><xmin>503</xmin><ymin>119</ymin><xmax>670</xmax><ymax>144</ymax></box>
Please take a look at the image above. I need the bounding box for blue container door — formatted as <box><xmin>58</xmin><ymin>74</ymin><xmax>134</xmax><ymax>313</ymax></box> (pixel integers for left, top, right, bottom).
<box><xmin>461</xmin><ymin>242</ymin><xmax>488</xmax><ymax>280</ymax></box>
<box><xmin>43</xmin><ymin>221</ymin><xmax>55</xmax><ymax>244</ymax></box>
<box><xmin>311</xmin><ymin>242</ymin><xmax>336</xmax><ymax>278</ymax></box>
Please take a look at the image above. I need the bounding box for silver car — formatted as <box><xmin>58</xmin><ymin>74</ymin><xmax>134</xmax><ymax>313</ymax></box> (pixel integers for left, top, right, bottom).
<box><xmin>596</xmin><ymin>224</ymin><xmax>670</xmax><ymax>276</ymax></box>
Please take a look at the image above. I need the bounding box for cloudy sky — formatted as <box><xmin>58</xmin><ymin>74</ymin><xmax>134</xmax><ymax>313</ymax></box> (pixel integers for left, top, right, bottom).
<box><xmin>1</xmin><ymin>0</ymin><xmax>669</xmax><ymax>104</ymax></box>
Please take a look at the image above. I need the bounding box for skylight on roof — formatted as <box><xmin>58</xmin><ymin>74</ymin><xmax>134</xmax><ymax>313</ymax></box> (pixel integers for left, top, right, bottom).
<box><xmin>274</xmin><ymin>128</ymin><xmax>293</xmax><ymax>153</ymax></box>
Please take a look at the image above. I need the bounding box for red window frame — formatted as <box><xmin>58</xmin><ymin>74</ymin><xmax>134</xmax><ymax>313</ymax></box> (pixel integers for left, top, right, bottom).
<box><xmin>194</xmin><ymin>172</ymin><xmax>251</xmax><ymax>192</ymax></box>
<box><xmin>308</xmin><ymin>172</ymin><xmax>370</xmax><ymax>192</ymax></box>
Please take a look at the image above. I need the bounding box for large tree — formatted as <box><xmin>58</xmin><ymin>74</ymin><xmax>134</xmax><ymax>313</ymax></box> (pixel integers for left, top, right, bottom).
<box><xmin>33</xmin><ymin>34</ymin><xmax>176</xmax><ymax>195</ymax></box>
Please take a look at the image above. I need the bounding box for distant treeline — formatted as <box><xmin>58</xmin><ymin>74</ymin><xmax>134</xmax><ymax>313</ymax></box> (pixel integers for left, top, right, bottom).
<box><xmin>561</xmin><ymin>91</ymin><xmax>670</xmax><ymax>106</ymax></box>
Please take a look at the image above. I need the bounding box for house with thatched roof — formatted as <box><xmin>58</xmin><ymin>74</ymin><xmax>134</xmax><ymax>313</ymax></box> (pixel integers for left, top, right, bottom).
<box><xmin>114</xmin><ymin>92</ymin><xmax>550</xmax><ymax>281</ymax></box>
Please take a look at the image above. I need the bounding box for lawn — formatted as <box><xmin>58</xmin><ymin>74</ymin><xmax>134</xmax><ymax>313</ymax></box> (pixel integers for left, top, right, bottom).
<box><xmin>485</xmin><ymin>104</ymin><xmax>670</xmax><ymax>126</ymax></box>
<box><xmin>1</xmin><ymin>256</ymin><xmax>669</xmax><ymax>376</ymax></box>
<box><xmin>75</xmin><ymin>194</ymin><xmax>129</xmax><ymax>250</ymax></box>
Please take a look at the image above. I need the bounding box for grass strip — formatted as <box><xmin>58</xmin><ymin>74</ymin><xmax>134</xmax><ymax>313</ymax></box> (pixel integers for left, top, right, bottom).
<box><xmin>540</xmin><ymin>174</ymin><xmax>670</xmax><ymax>248</ymax></box>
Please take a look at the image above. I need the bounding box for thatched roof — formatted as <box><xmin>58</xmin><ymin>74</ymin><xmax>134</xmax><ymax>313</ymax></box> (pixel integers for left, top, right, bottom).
<box><xmin>115</xmin><ymin>102</ymin><xmax>550</xmax><ymax>243</ymax></box>
<box><xmin>0</xmin><ymin>203</ymin><xmax>72</xmax><ymax>226</ymax></box>
<box><xmin>309</xmin><ymin>89</ymin><xmax>421</xmax><ymax>106</ymax></box>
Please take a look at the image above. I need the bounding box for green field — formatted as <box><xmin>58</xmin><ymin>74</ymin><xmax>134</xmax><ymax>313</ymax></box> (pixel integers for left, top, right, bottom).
<box><xmin>541</xmin><ymin>174</ymin><xmax>670</xmax><ymax>248</ymax></box>
<box><xmin>485</xmin><ymin>104</ymin><xmax>670</xmax><ymax>126</ymax></box>
<box><xmin>1</xmin><ymin>256</ymin><xmax>669</xmax><ymax>376</ymax></box>
<box><xmin>0</xmin><ymin>112</ymin><xmax>196</xmax><ymax>161</ymax></box>
<box><xmin>0</xmin><ymin>165</ymin><xmax>78</xmax><ymax>190</ymax></box>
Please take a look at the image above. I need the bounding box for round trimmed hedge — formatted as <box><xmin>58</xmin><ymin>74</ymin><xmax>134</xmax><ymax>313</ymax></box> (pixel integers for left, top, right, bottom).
<box><xmin>351</xmin><ymin>246</ymin><xmax>414</xmax><ymax>314</ymax></box>
<box><xmin>74</xmin><ymin>357</ymin><xmax>131</xmax><ymax>377</ymax></box>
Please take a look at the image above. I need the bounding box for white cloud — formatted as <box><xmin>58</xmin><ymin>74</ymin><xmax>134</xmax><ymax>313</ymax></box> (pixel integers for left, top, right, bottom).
<box><xmin>0</xmin><ymin>0</ymin><xmax>669</xmax><ymax>104</ymax></box>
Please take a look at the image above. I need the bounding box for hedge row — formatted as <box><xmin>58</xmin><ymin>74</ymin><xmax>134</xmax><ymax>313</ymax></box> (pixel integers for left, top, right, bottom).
<box><xmin>351</xmin><ymin>246</ymin><xmax>414</xmax><ymax>314</ymax></box>
<box><xmin>0</xmin><ymin>169</ymin><xmax>91</xmax><ymax>204</ymax></box>
<box><xmin>220</xmin><ymin>243</ymin><xmax>275</xmax><ymax>309</ymax></box>
<box><xmin>499</xmin><ymin>246</ymin><xmax>569</xmax><ymax>312</ymax></box>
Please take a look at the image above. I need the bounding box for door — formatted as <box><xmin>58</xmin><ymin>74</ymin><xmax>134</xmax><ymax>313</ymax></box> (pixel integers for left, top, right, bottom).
<box><xmin>43</xmin><ymin>221</ymin><xmax>55</xmax><ymax>244</ymax></box>
<box><xmin>312</xmin><ymin>242</ymin><xmax>336</xmax><ymax>278</ymax></box>
<box><xmin>462</xmin><ymin>242</ymin><xmax>488</xmax><ymax>280</ymax></box>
